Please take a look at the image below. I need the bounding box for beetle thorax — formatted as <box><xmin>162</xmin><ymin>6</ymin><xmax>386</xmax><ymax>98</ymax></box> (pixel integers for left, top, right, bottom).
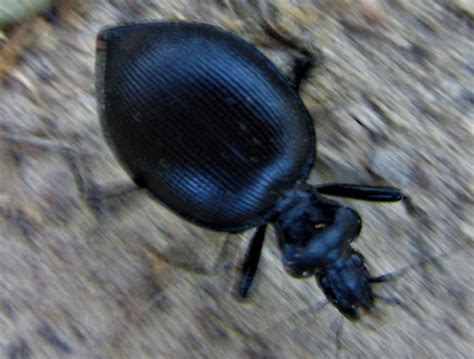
<box><xmin>273</xmin><ymin>188</ymin><xmax>363</xmax><ymax>275</ymax></box>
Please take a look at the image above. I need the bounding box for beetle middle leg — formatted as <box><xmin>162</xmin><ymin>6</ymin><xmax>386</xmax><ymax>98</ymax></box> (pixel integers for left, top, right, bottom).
<box><xmin>143</xmin><ymin>232</ymin><xmax>239</xmax><ymax>288</ymax></box>
<box><xmin>237</xmin><ymin>224</ymin><xmax>267</xmax><ymax>298</ymax></box>
<box><xmin>83</xmin><ymin>181</ymin><xmax>141</xmax><ymax>220</ymax></box>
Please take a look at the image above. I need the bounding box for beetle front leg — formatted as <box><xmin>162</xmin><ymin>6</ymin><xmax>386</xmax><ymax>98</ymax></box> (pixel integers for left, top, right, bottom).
<box><xmin>315</xmin><ymin>183</ymin><xmax>405</xmax><ymax>202</ymax></box>
<box><xmin>314</xmin><ymin>183</ymin><xmax>423</xmax><ymax>220</ymax></box>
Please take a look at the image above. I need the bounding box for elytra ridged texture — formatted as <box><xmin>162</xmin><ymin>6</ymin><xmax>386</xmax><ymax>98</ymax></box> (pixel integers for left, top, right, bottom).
<box><xmin>96</xmin><ymin>22</ymin><xmax>315</xmax><ymax>231</ymax></box>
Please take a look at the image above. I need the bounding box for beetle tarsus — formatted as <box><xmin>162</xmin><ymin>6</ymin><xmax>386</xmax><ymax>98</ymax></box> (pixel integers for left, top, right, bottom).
<box><xmin>291</xmin><ymin>51</ymin><xmax>316</xmax><ymax>91</ymax></box>
<box><xmin>85</xmin><ymin>182</ymin><xmax>142</xmax><ymax>219</ymax></box>
<box><xmin>62</xmin><ymin>150</ymin><xmax>144</xmax><ymax>219</ymax></box>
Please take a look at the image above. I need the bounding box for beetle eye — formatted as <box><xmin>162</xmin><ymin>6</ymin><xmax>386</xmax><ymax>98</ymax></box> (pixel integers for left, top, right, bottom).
<box><xmin>351</xmin><ymin>252</ymin><xmax>364</xmax><ymax>268</ymax></box>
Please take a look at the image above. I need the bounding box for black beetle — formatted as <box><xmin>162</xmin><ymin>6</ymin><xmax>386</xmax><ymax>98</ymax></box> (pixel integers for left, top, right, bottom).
<box><xmin>95</xmin><ymin>21</ymin><xmax>404</xmax><ymax>319</ymax></box>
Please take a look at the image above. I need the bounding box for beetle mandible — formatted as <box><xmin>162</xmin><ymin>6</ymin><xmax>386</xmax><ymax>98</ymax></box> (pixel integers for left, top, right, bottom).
<box><xmin>95</xmin><ymin>20</ymin><xmax>404</xmax><ymax>319</ymax></box>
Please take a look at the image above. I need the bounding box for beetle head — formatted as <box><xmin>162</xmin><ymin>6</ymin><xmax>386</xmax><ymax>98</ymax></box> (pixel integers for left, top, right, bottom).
<box><xmin>316</xmin><ymin>251</ymin><xmax>374</xmax><ymax>319</ymax></box>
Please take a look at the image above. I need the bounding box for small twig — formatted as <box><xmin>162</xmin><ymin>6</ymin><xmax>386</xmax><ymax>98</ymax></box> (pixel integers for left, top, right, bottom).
<box><xmin>260</xmin><ymin>298</ymin><xmax>329</xmax><ymax>334</ymax></box>
<box><xmin>0</xmin><ymin>131</ymin><xmax>94</xmax><ymax>155</ymax></box>
<box><xmin>0</xmin><ymin>19</ymin><xmax>41</xmax><ymax>82</ymax></box>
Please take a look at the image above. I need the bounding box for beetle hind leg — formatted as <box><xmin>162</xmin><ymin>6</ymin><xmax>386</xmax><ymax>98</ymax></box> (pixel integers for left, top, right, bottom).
<box><xmin>83</xmin><ymin>181</ymin><xmax>141</xmax><ymax>220</ymax></box>
<box><xmin>64</xmin><ymin>152</ymin><xmax>143</xmax><ymax>220</ymax></box>
<box><xmin>0</xmin><ymin>130</ymin><xmax>143</xmax><ymax>220</ymax></box>
<box><xmin>257</xmin><ymin>0</ymin><xmax>322</xmax><ymax>90</ymax></box>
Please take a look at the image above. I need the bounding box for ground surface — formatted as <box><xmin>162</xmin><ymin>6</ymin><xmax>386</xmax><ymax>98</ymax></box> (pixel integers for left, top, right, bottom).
<box><xmin>0</xmin><ymin>0</ymin><xmax>472</xmax><ymax>358</ymax></box>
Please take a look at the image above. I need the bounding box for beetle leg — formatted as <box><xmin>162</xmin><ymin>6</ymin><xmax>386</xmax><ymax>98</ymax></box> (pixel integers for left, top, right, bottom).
<box><xmin>237</xmin><ymin>224</ymin><xmax>267</xmax><ymax>298</ymax></box>
<box><xmin>315</xmin><ymin>183</ymin><xmax>405</xmax><ymax>202</ymax></box>
<box><xmin>55</xmin><ymin>146</ymin><xmax>144</xmax><ymax>220</ymax></box>
<box><xmin>144</xmin><ymin>233</ymin><xmax>236</xmax><ymax>276</ymax></box>
<box><xmin>257</xmin><ymin>0</ymin><xmax>321</xmax><ymax>90</ymax></box>
<box><xmin>0</xmin><ymin>133</ymin><xmax>132</xmax><ymax>218</ymax></box>
<box><xmin>84</xmin><ymin>181</ymin><xmax>142</xmax><ymax>219</ymax></box>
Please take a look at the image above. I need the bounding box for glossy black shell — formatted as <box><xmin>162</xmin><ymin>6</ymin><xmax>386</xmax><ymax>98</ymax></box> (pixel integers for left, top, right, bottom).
<box><xmin>96</xmin><ymin>22</ymin><xmax>315</xmax><ymax>232</ymax></box>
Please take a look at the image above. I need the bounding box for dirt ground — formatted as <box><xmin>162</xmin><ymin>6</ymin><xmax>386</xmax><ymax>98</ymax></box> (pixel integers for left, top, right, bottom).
<box><xmin>0</xmin><ymin>0</ymin><xmax>472</xmax><ymax>358</ymax></box>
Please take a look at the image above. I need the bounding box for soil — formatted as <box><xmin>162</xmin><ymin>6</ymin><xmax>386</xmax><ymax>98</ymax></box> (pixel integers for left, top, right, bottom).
<box><xmin>0</xmin><ymin>0</ymin><xmax>472</xmax><ymax>357</ymax></box>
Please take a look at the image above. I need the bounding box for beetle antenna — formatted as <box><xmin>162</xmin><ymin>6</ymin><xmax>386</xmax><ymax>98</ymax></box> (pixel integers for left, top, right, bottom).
<box><xmin>369</xmin><ymin>247</ymin><xmax>459</xmax><ymax>284</ymax></box>
<box><xmin>374</xmin><ymin>293</ymin><xmax>402</xmax><ymax>305</ymax></box>
<box><xmin>374</xmin><ymin>293</ymin><xmax>419</xmax><ymax>319</ymax></box>
<box><xmin>369</xmin><ymin>267</ymin><xmax>409</xmax><ymax>283</ymax></box>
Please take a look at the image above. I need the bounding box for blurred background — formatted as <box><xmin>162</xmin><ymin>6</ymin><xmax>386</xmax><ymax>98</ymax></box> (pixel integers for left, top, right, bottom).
<box><xmin>0</xmin><ymin>0</ymin><xmax>472</xmax><ymax>357</ymax></box>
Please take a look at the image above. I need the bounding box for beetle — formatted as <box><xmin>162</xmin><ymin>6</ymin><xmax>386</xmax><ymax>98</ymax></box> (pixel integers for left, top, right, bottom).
<box><xmin>95</xmin><ymin>21</ymin><xmax>405</xmax><ymax>319</ymax></box>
